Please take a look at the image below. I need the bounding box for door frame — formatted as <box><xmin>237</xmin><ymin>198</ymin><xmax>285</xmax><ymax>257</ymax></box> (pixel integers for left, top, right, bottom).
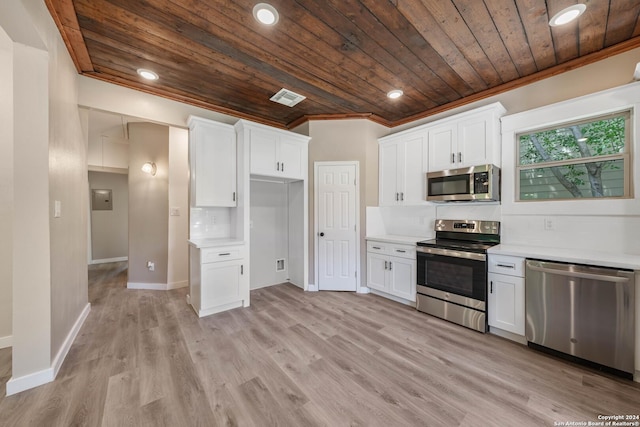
<box><xmin>313</xmin><ymin>161</ymin><xmax>361</xmax><ymax>292</ymax></box>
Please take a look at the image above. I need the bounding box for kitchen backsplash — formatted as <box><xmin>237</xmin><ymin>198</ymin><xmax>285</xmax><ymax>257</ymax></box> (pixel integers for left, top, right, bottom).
<box><xmin>367</xmin><ymin>203</ymin><xmax>501</xmax><ymax>238</ymax></box>
<box><xmin>190</xmin><ymin>207</ymin><xmax>233</xmax><ymax>239</ymax></box>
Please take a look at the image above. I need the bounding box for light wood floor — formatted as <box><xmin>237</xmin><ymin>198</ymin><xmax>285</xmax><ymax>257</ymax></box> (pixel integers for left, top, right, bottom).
<box><xmin>1</xmin><ymin>262</ymin><xmax>639</xmax><ymax>426</ymax></box>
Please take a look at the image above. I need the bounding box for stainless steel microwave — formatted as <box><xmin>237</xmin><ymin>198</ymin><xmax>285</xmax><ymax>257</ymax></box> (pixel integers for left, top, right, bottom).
<box><xmin>426</xmin><ymin>164</ymin><xmax>500</xmax><ymax>202</ymax></box>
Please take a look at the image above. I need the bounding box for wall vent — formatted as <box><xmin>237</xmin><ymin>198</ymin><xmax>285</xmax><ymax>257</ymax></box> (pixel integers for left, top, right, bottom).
<box><xmin>270</xmin><ymin>88</ymin><xmax>306</xmax><ymax>107</ymax></box>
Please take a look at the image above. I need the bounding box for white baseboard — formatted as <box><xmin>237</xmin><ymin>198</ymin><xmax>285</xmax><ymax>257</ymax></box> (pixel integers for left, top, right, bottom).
<box><xmin>6</xmin><ymin>302</ymin><xmax>91</xmax><ymax>396</ymax></box>
<box><xmin>167</xmin><ymin>280</ymin><xmax>188</xmax><ymax>290</ymax></box>
<box><xmin>6</xmin><ymin>367</ymin><xmax>54</xmax><ymax>396</ymax></box>
<box><xmin>357</xmin><ymin>286</ymin><xmax>371</xmax><ymax>294</ymax></box>
<box><xmin>369</xmin><ymin>289</ymin><xmax>416</xmax><ymax>307</ymax></box>
<box><xmin>52</xmin><ymin>303</ymin><xmax>91</xmax><ymax>378</ymax></box>
<box><xmin>307</xmin><ymin>283</ymin><xmax>318</xmax><ymax>292</ymax></box>
<box><xmin>127</xmin><ymin>281</ymin><xmax>187</xmax><ymax>291</ymax></box>
<box><xmin>0</xmin><ymin>335</ymin><xmax>12</xmax><ymax>349</ymax></box>
<box><xmin>90</xmin><ymin>256</ymin><xmax>128</xmax><ymax>265</ymax></box>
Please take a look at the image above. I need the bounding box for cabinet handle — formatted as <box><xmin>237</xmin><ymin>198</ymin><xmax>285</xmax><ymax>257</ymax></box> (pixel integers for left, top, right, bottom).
<box><xmin>384</xmin><ymin>261</ymin><xmax>388</xmax><ymax>270</ymax></box>
<box><xmin>282</xmin><ymin>162</ymin><xmax>284</xmax><ymax>172</ymax></box>
<box><xmin>372</xmin><ymin>246</ymin><xmax>381</xmax><ymax>250</ymax></box>
<box><xmin>451</xmin><ymin>153</ymin><xmax>455</xmax><ymax>163</ymax></box>
<box><xmin>219</xmin><ymin>253</ymin><xmax>231</xmax><ymax>256</ymax></box>
<box><xmin>241</xmin><ymin>265</ymin><xmax>244</xmax><ymax>275</ymax></box>
<box><xmin>233</xmin><ymin>192</ymin><xmax>236</xmax><ymax>202</ymax></box>
<box><xmin>496</xmin><ymin>263</ymin><xmax>515</xmax><ymax>269</ymax></box>
<box><xmin>400</xmin><ymin>192</ymin><xmax>404</xmax><ymax>201</ymax></box>
<box><xmin>277</xmin><ymin>161</ymin><xmax>280</xmax><ymax>171</ymax></box>
<box><xmin>490</xmin><ymin>280</ymin><xmax>493</xmax><ymax>293</ymax></box>
<box><xmin>389</xmin><ymin>262</ymin><xmax>392</xmax><ymax>271</ymax></box>
<box><xmin>396</xmin><ymin>192</ymin><xmax>399</xmax><ymax>201</ymax></box>
<box><xmin>458</xmin><ymin>152</ymin><xmax>462</xmax><ymax>163</ymax></box>
<box><xmin>396</xmin><ymin>249</ymin><xmax>406</xmax><ymax>253</ymax></box>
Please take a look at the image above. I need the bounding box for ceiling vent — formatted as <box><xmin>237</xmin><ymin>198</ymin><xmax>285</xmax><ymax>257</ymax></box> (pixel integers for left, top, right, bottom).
<box><xmin>270</xmin><ymin>88</ymin><xmax>306</xmax><ymax>107</ymax></box>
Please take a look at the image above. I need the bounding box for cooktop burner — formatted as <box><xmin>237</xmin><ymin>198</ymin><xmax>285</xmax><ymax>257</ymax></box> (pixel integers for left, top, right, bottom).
<box><xmin>417</xmin><ymin>219</ymin><xmax>501</xmax><ymax>253</ymax></box>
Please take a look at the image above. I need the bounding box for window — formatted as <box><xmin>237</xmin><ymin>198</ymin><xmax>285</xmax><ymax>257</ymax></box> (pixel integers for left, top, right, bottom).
<box><xmin>516</xmin><ymin>110</ymin><xmax>631</xmax><ymax>201</ymax></box>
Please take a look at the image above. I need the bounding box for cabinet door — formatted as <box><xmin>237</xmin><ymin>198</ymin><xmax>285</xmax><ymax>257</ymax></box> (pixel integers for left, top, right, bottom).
<box><xmin>250</xmin><ymin>130</ymin><xmax>278</xmax><ymax>176</ymax></box>
<box><xmin>388</xmin><ymin>257</ymin><xmax>416</xmax><ymax>302</ymax></box>
<box><xmin>201</xmin><ymin>259</ymin><xmax>243</xmax><ymax>309</ymax></box>
<box><xmin>278</xmin><ymin>139</ymin><xmax>304</xmax><ymax>180</ymax></box>
<box><xmin>367</xmin><ymin>253</ymin><xmax>388</xmax><ymax>291</ymax></box>
<box><xmin>400</xmin><ymin>132</ymin><xmax>427</xmax><ymax>205</ymax></box>
<box><xmin>428</xmin><ymin>124</ymin><xmax>457</xmax><ymax>171</ymax></box>
<box><xmin>488</xmin><ymin>273</ymin><xmax>525</xmax><ymax>335</ymax></box>
<box><xmin>193</xmin><ymin>123</ymin><xmax>236</xmax><ymax>207</ymax></box>
<box><xmin>378</xmin><ymin>141</ymin><xmax>400</xmax><ymax>206</ymax></box>
<box><xmin>458</xmin><ymin>117</ymin><xmax>489</xmax><ymax>167</ymax></box>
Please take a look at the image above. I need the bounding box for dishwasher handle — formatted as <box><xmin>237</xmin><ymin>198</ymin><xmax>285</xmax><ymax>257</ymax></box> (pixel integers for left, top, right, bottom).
<box><xmin>526</xmin><ymin>261</ymin><xmax>630</xmax><ymax>283</ymax></box>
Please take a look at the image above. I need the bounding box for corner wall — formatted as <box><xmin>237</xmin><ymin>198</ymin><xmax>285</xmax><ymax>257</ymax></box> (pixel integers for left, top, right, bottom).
<box><xmin>128</xmin><ymin>122</ymin><xmax>170</xmax><ymax>286</ymax></box>
<box><xmin>168</xmin><ymin>127</ymin><xmax>189</xmax><ymax>289</ymax></box>
<box><xmin>307</xmin><ymin>119</ymin><xmax>388</xmax><ymax>287</ymax></box>
<box><xmin>0</xmin><ymin>26</ymin><xmax>13</xmax><ymax>348</ymax></box>
<box><xmin>89</xmin><ymin>171</ymin><xmax>129</xmax><ymax>262</ymax></box>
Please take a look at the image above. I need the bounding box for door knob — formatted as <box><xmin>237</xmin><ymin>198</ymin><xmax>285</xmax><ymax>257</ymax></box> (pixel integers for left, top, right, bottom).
<box><xmin>319</xmin><ymin>232</ymin><xmax>325</xmax><ymax>237</ymax></box>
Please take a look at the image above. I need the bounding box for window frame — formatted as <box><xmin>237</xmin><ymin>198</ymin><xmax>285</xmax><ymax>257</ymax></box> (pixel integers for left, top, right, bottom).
<box><xmin>515</xmin><ymin>109</ymin><xmax>633</xmax><ymax>202</ymax></box>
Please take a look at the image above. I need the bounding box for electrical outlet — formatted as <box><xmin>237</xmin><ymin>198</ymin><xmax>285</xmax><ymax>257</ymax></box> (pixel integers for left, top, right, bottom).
<box><xmin>147</xmin><ymin>261</ymin><xmax>155</xmax><ymax>271</ymax></box>
<box><xmin>544</xmin><ymin>217</ymin><xmax>555</xmax><ymax>231</ymax></box>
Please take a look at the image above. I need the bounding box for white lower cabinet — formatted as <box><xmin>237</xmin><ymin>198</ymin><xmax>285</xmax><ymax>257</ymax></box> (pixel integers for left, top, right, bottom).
<box><xmin>366</xmin><ymin>240</ymin><xmax>416</xmax><ymax>302</ymax></box>
<box><xmin>488</xmin><ymin>254</ymin><xmax>525</xmax><ymax>336</ymax></box>
<box><xmin>189</xmin><ymin>244</ymin><xmax>249</xmax><ymax>317</ymax></box>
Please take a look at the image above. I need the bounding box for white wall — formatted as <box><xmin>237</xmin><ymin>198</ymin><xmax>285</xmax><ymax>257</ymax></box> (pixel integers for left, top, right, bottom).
<box><xmin>500</xmin><ymin>83</ymin><xmax>640</xmax><ymax>255</ymax></box>
<box><xmin>250</xmin><ymin>180</ymin><xmax>289</xmax><ymax>289</ymax></box>
<box><xmin>0</xmin><ymin>26</ymin><xmax>13</xmax><ymax>348</ymax></box>
<box><xmin>168</xmin><ymin>127</ymin><xmax>189</xmax><ymax>288</ymax></box>
<box><xmin>89</xmin><ymin>171</ymin><xmax>128</xmax><ymax>262</ymax></box>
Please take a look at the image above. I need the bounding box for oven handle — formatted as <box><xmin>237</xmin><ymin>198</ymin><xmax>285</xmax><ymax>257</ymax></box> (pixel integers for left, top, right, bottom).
<box><xmin>416</xmin><ymin>246</ymin><xmax>486</xmax><ymax>261</ymax></box>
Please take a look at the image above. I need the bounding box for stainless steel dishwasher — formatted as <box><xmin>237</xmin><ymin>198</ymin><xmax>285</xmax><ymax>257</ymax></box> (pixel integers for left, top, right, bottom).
<box><xmin>526</xmin><ymin>259</ymin><xmax>635</xmax><ymax>377</ymax></box>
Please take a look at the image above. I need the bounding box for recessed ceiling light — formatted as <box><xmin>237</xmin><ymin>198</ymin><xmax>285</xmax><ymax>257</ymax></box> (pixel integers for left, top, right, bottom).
<box><xmin>253</xmin><ymin>3</ymin><xmax>279</xmax><ymax>25</ymax></box>
<box><xmin>549</xmin><ymin>4</ymin><xmax>586</xmax><ymax>27</ymax></box>
<box><xmin>137</xmin><ymin>68</ymin><xmax>159</xmax><ymax>81</ymax></box>
<box><xmin>387</xmin><ymin>89</ymin><xmax>403</xmax><ymax>99</ymax></box>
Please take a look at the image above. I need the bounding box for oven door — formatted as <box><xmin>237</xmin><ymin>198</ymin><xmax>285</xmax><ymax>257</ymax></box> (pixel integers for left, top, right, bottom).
<box><xmin>416</xmin><ymin>247</ymin><xmax>487</xmax><ymax>304</ymax></box>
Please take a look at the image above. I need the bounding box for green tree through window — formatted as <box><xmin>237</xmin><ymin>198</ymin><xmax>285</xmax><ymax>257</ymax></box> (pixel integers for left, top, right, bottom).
<box><xmin>517</xmin><ymin>111</ymin><xmax>630</xmax><ymax>200</ymax></box>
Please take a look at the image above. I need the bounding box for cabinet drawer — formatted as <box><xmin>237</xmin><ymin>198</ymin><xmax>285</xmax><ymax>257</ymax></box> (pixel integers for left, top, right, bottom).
<box><xmin>367</xmin><ymin>241</ymin><xmax>388</xmax><ymax>254</ymax></box>
<box><xmin>388</xmin><ymin>245</ymin><xmax>415</xmax><ymax>260</ymax></box>
<box><xmin>201</xmin><ymin>246</ymin><xmax>244</xmax><ymax>263</ymax></box>
<box><xmin>488</xmin><ymin>254</ymin><xmax>525</xmax><ymax>277</ymax></box>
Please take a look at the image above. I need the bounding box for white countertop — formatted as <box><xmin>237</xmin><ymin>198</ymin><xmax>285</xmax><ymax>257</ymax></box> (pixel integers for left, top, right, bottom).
<box><xmin>366</xmin><ymin>234</ymin><xmax>430</xmax><ymax>245</ymax></box>
<box><xmin>188</xmin><ymin>238</ymin><xmax>245</xmax><ymax>249</ymax></box>
<box><xmin>489</xmin><ymin>244</ymin><xmax>640</xmax><ymax>271</ymax></box>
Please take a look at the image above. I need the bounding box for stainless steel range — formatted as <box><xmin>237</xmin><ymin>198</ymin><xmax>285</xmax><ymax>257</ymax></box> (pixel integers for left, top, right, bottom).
<box><xmin>416</xmin><ymin>219</ymin><xmax>500</xmax><ymax>333</ymax></box>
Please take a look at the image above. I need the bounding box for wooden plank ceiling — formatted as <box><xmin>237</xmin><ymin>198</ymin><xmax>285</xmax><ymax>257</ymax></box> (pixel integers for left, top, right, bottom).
<box><xmin>46</xmin><ymin>0</ymin><xmax>640</xmax><ymax>129</ymax></box>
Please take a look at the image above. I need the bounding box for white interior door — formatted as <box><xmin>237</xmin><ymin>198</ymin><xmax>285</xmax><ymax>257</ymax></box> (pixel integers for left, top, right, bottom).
<box><xmin>317</xmin><ymin>163</ymin><xmax>358</xmax><ymax>291</ymax></box>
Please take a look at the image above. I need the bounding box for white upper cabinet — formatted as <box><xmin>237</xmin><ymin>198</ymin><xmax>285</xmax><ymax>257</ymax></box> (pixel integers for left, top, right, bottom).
<box><xmin>378</xmin><ymin>130</ymin><xmax>428</xmax><ymax>206</ymax></box>
<box><xmin>242</xmin><ymin>122</ymin><xmax>308</xmax><ymax>181</ymax></box>
<box><xmin>428</xmin><ymin>103</ymin><xmax>506</xmax><ymax>172</ymax></box>
<box><xmin>188</xmin><ymin>116</ymin><xmax>237</xmax><ymax>207</ymax></box>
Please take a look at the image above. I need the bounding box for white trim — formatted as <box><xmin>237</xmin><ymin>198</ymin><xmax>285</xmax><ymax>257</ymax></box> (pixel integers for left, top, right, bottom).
<box><xmin>307</xmin><ymin>283</ymin><xmax>318</xmax><ymax>292</ymax></box>
<box><xmin>488</xmin><ymin>327</ymin><xmax>527</xmax><ymax>345</ymax></box>
<box><xmin>0</xmin><ymin>335</ymin><xmax>12</xmax><ymax>349</ymax></box>
<box><xmin>192</xmin><ymin>300</ymin><xmax>243</xmax><ymax>318</ymax></box>
<box><xmin>357</xmin><ymin>286</ymin><xmax>370</xmax><ymax>294</ymax></box>
<box><xmin>167</xmin><ymin>280</ymin><xmax>188</xmax><ymax>290</ymax></box>
<box><xmin>52</xmin><ymin>303</ymin><xmax>91</xmax><ymax>378</ymax></box>
<box><xmin>89</xmin><ymin>256</ymin><xmax>128</xmax><ymax>265</ymax></box>
<box><xmin>314</xmin><ymin>161</ymin><xmax>361</xmax><ymax>292</ymax></box>
<box><xmin>6</xmin><ymin>367</ymin><xmax>54</xmax><ymax>396</ymax></box>
<box><xmin>6</xmin><ymin>303</ymin><xmax>91</xmax><ymax>396</ymax></box>
<box><xmin>369</xmin><ymin>289</ymin><xmax>416</xmax><ymax>307</ymax></box>
<box><xmin>127</xmin><ymin>282</ymin><xmax>169</xmax><ymax>290</ymax></box>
